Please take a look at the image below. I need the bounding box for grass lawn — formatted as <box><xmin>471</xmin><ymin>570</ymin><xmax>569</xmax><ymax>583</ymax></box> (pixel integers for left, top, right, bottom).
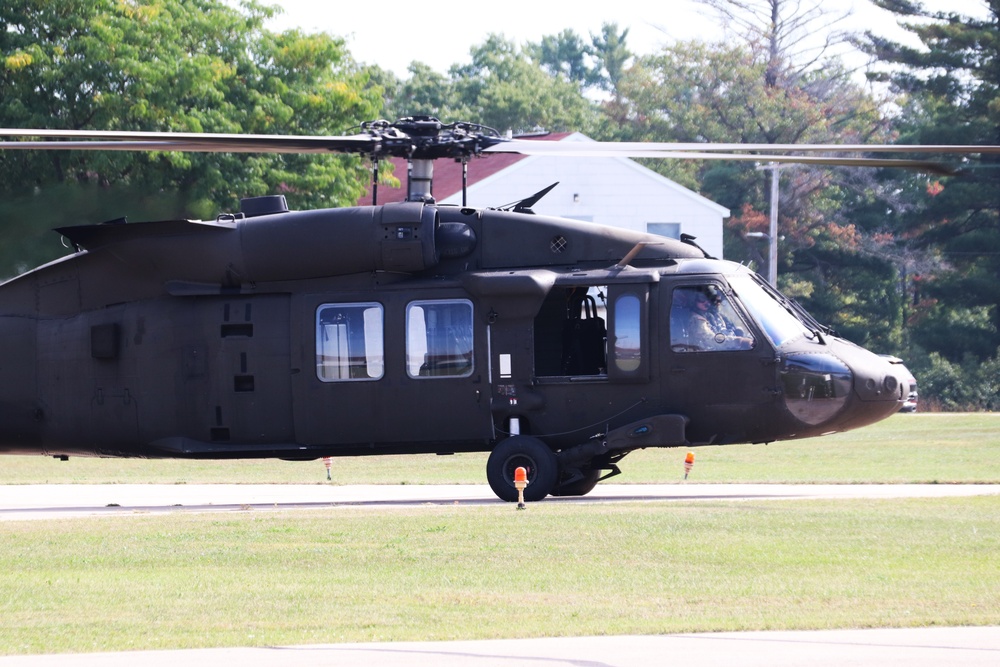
<box><xmin>2</xmin><ymin>413</ymin><xmax>998</xmax><ymax>485</ymax></box>
<box><xmin>2</xmin><ymin>413</ymin><xmax>998</xmax><ymax>655</ymax></box>
<box><xmin>1</xmin><ymin>497</ymin><xmax>998</xmax><ymax>654</ymax></box>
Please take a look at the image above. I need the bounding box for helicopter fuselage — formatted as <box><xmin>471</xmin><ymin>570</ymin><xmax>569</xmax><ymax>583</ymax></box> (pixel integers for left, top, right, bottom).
<box><xmin>0</xmin><ymin>199</ymin><xmax>910</xmax><ymax>499</ymax></box>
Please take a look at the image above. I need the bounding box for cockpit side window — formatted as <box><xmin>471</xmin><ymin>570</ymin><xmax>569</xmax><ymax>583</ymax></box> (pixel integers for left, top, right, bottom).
<box><xmin>670</xmin><ymin>285</ymin><xmax>755</xmax><ymax>353</ymax></box>
<box><xmin>727</xmin><ymin>274</ymin><xmax>812</xmax><ymax>348</ymax></box>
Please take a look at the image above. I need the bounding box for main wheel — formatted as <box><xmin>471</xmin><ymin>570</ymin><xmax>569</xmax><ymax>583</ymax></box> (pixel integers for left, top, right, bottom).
<box><xmin>550</xmin><ymin>469</ymin><xmax>601</xmax><ymax>497</ymax></box>
<box><xmin>486</xmin><ymin>435</ymin><xmax>559</xmax><ymax>502</ymax></box>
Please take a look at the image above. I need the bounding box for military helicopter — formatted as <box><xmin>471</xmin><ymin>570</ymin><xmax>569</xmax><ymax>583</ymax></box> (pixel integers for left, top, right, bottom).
<box><xmin>0</xmin><ymin>117</ymin><xmax>977</xmax><ymax>501</ymax></box>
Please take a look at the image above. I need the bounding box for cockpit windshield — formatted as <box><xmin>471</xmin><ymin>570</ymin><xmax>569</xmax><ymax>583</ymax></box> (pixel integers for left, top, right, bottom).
<box><xmin>727</xmin><ymin>274</ymin><xmax>815</xmax><ymax>348</ymax></box>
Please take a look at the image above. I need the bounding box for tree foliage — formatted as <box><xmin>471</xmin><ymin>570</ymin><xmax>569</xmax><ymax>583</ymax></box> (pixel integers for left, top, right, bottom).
<box><xmin>387</xmin><ymin>35</ymin><xmax>598</xmax><ymax>135</ymax></box>
<box><xmin>910</xmin><ymin>348</ymin><xmax>1000</xmax><ymax>411</ymax></box>
<box><xmin>530</xmin><ymin>29</ymin><xmax>596</xmax><ymax>86</ymax></box>
<box><xmin>0</xmin><ymin>0</ymin><xmax>381</xmax><ymax>217</ymax></box>
<box><xmin>856</xmin><ymin>0</ymin><xmax>1000</xmax><ymax>363</ymax></box>
<box><xmin>605</xmin><ymin>31</ymin><xmax>900</xmax><ymax>346</ymax></box>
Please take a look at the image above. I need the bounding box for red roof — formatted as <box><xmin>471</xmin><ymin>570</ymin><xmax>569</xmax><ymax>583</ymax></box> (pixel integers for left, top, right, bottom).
<box><xmin>356</xmin><ymin>132</ymin><xmax>573</xmax><ymax>206</ymax></box>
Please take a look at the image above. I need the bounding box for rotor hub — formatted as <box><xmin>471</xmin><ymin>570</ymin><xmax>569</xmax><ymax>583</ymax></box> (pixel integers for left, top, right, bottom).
<box><xmin>360</xmin><ymin>116</ymin><xmax>504</xmax><ymax>160</ymax></box>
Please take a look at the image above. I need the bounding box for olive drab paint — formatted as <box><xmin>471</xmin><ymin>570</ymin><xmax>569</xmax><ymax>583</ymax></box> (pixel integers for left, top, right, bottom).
<box><xmin>0</xmin><ymin>119</ymin><xmax>917</xmax><ymax>502</ymax></box>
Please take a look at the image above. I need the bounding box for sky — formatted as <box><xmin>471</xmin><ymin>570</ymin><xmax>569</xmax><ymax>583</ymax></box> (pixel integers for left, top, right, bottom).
<box><xmin>263</xmin><ymin>0</ymin><xmax>991</xmax><ymax>77</ymax></box>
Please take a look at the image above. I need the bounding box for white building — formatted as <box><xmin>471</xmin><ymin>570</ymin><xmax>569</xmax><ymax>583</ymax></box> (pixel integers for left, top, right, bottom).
<box><xmin>359</xmin><ymin>132</ymin><xmax>729</xmax><ymax>258</ymax></box>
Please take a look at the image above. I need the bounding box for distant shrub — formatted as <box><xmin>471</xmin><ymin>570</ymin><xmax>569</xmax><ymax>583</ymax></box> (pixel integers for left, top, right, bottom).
<box><xmin>910</xmin><ymin>348</ymin><xmax>1000</xmax><ymax>412</ymax></box>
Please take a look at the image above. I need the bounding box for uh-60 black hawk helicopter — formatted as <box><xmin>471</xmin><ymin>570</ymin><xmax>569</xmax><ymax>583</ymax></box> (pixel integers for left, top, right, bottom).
<box><xmin>0</xmin><ymin>117</ymin><xmax>979</xmax><ymax>501</ymax></box>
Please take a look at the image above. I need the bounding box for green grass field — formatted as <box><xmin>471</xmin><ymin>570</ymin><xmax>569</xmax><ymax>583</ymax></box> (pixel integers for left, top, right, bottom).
<box><xmin>2</xmin><ymin>498</ymin><xmax>998</xmax><ymax>654</ymax></box>
<box><xmin>1</xmin><ymin>413</ymin><xmax>998</xmax><ymax>655</ymax></box>
<box><xmin>2</xmin><ymin>414</ymin><xmax>999</xmax><ymax>485</ymax></box>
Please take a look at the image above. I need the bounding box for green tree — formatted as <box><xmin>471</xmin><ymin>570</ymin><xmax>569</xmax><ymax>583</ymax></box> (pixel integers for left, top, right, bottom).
<box><xmin>448</xmin><ymin>35</ymin><xmax>597</xmax><ymax>135</ymax></box>
<box><xmin>530</xmin><ymin>29</ymin><xmax>596</xmax><ymax>86</ymax></box>
<box><xmin>0</xmin><ymin>0</ymin><xmax>381</xmax><ymax>217</ymax></box>
<box><xmin>386</xmin><ymin>36</ymin><xmax>598</xmax><ymax>135</ymax></box>
<box><xmin>856</xmin><ymin>0</ymin><xmax>1000</xmax><ymax>363</ymax></box>
<box><xmin>526</xmin><ymin>23</ymin><xmax>632</xmax><ymax>104</ymax></box>
<box><xmin>589</xmin><ymin>23</ymin><xmax>632</xmax><ymax>99</ymax></box>
<box><xmin>602</xmin><ymin>0</ymin><xmax>905</xmax><ymax>349</ymax></box>
<box><xmin>389</xmin><ymin>62</ymin><xmax>461</xmax><ymax>121</ymax></box>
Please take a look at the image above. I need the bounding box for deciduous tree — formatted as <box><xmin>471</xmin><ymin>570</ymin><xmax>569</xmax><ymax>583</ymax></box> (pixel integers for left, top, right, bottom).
<box><xmin>605</xmin><ymin>1</ymin><xmax>901</xmax><ymax>348</ymax></box>
<box><xmin>0</xmin><ymin>0</ymin><xmax>381</xmax><ymax>277</ymax></box>
<box><xmin>0</xmin><ymin>0</ymin><xmax>380</xmax><ymax>214</ymax></box>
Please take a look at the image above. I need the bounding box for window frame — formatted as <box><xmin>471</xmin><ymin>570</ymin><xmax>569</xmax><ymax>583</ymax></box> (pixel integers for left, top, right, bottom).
<box><xmin>608</xmin><ymin>285</ymin><xmax>650</xmax><ymax>382</ymax></box>
<box><xmin>315</xmin><ymin>301</ymin><xmax>385</xmax><ymax>382</ymax></box>
<box><xmin>405</xmin><ymin>298</ymin><xmax>475</xmax><ymax>379</ymax></box>
<box><xmin>669</xmin><ymin>283</ymin><xmax>757</xmax><ymax>354</ymax></box>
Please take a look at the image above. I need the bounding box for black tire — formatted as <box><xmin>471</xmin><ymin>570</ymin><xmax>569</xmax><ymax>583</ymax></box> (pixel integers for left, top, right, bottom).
<box><xmin>486</xmin><ymin>436</ymin><xmax>559</xmax><ymax>502</ymax></box>
<box><xmin>550</xmin><ymin>469</ymin><xmax>601</xmax><ymax>497</ymax></box>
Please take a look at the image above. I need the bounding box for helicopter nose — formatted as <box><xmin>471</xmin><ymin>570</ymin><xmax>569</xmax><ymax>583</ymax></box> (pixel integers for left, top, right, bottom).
<box><xmin>780</xmin><ymin>352</ymin><xmax>854</xmax><ymax>426</ymax></box>
<box><xmin>850</xmin><ymin>352</ymin><xmax>909</xmax><ymax>405</ymax></box>
<box><xmin>856</xmin><ymin>364</ymin><xmax>907</xmax><ymax>402</ymax></box>
<box><xmin>779</xmin><ymin>346</ymin><xmax>908</xmax><ymax>431</ymax></box>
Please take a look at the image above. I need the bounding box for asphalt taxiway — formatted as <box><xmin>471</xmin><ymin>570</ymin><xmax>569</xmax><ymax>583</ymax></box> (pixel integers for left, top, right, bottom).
<box><xmin>1</xmin><ymin>482</ymin><xmax>998</xmax><ymax>520</ymax></box>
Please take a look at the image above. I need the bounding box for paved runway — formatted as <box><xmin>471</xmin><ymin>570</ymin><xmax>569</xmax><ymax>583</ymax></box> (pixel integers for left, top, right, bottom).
<box><xmin>1</xmin><ymin>482</ymin><xmax>998</xmax><ymax>520</ymax></box>
<box><xmin>0</xmin><ymin>627</ymin><xmax>998</xmax><ymax>666</ymax></box>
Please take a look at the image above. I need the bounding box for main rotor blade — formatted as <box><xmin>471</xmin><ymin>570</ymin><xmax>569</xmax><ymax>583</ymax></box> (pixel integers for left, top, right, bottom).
<box><xmin>495</xmin><ymin>147</ymin><xmax>955</xmax><ymax>175</ymax></box>
<box><xmin>0</xmin><ymin>140</ymin><xmax>371</xmax><ymax>154</ymax></box>
<box><xmin>0</xmin><ymin>128</ymin><xmax>378</xmax><ymax>154</ymax></box>
<box><xmin>487</xmin><ymin>139</ymin><xmax>1000</xmax><ymax>156</ymax></box>
<box><xmin>0</xmin><ymin>126</ymin><xmax>991</xmax><ymax>174</ymax></box>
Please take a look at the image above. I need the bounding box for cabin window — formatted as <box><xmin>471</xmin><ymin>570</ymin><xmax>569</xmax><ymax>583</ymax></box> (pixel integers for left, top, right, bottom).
<box><xmin>533</xmin><ymin>286</ymin><xmax>608</xmax><ymax>376</ymax></box>
<box><xmin>406</xmin><ymin>299</ymin><xmax>474</xmax><ymax>378</ymax></box>
<box><xmin>613</xmin><ymin>294</ymin><xmax>642</xmax><ymax>372</ymax></box>
<box><xmin>316</xmin><ymin>303</ymin><xmax>384</xmax><ymax>381</ymax></box>
<box><xmin>670</xmin><ymin>285</ymin><xmax>755</xmax><ymax>353</ymax></box>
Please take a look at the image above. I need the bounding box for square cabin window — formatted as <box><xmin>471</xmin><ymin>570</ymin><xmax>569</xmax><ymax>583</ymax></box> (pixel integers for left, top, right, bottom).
<box><xmin>316</xmin><ymin>303</ymin><xmax>384</xmax><ymax>381</ymax></box>
<box><xmin>406</xmin><ymin>299</ymin><xmax>474</xmax><ymax>378</ymax></box>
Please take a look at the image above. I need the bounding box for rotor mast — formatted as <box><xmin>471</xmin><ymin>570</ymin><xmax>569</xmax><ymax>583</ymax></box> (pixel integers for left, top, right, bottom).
<box><xmin>407</xmin><ymin>159</ymin><xmax>435</xmax><ymax>203</ymax></box>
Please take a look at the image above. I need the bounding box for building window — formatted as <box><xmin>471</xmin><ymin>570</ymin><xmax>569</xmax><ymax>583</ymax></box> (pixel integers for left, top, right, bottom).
<box><xmin>316</xmin><ymin>303</ymin><xmax>384</xmax><ymax>381</ymax></box>
<box><xmin>647</xmin><ymin>222</ymin><xmax>681</xmax><ymax>239</ymax></box>
<box><xmin>406</xmin><ymin>299</ymin><xmax>474</xmax><ymax>378</ymax></box>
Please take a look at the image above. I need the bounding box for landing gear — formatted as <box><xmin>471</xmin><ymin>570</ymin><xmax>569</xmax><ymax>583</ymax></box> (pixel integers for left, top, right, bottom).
<box><xmin>486</xmin><ymin>435</ymin><xmax>558</xmax><ymax>502</ymax></box>
<box><xmin>550</xmin><ymin>469</ymin><xmax>602</xmax><ymax>497</ymax></box>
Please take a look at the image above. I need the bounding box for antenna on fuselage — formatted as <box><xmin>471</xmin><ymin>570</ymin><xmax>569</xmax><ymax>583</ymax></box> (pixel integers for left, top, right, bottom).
<box><xmin>615</xmin><ymin>241</ymin><xmax>663</xmax><ymax>269</ymax></box>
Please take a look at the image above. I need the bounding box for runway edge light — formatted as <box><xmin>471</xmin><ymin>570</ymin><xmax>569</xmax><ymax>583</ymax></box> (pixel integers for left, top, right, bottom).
<box><xmin>684</xmin><ymin>452</ymin><xmax>695</xmax><ymax>480</ymax></box>
<box><xmin>514</xmin><ymin>466</ymin><xmax>528</xmax><ymax>510</ymax></box>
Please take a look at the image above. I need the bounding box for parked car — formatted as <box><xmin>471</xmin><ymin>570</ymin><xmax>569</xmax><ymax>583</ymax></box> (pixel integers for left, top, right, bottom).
<box><xmin>880</xmin><ymin>355</ymin><xmax>918</xmax><ymax>412</ymax></box>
